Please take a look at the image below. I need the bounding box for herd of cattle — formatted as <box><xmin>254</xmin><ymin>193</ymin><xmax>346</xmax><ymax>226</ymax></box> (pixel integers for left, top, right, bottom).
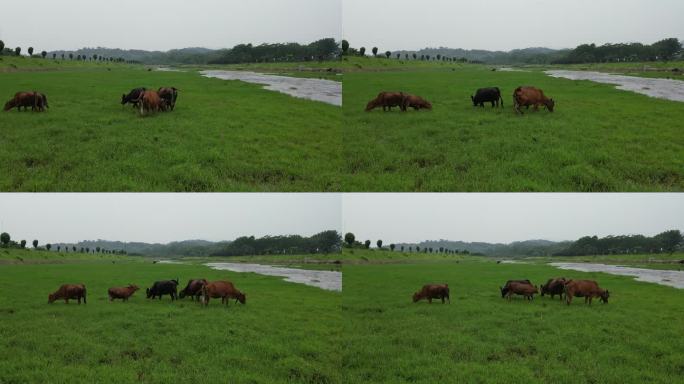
<box><xmin>3</xmin><ymin>87</ymin><xmax>179</xmax><ymax>116</ymax></box>
<box><xmin>47</xmin><ymin>278</ymin><xmax>246</xmax><ymax>306</ymax></box>
<box><xmin>366</xmin><ymin>86</ymin><xmax>555</xmax><ymax>115</ymax></box>
<box><xmin>413</xmin><ymin>277</ymin><xmax>610</xmax><ymax>305</ymax></box>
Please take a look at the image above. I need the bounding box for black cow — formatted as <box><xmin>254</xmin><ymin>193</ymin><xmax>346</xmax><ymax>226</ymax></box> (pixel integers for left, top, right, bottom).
<box><xmin>121</xmin><ymin>87</ymin><xmax>146</xmax><ymax>108</ymax></box>
<box><xmin>471</xmin><ymin>87</ymin><xmax>503</xmax><ymax>108</ymax></box>
<box><xmin>146</xmin><ymin>279</ymin><xmax>179</xmax><ymax>301</ymax></box>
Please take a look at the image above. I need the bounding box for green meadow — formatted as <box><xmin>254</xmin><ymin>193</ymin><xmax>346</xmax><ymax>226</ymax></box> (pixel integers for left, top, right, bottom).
<box><xmin>342</xmin><ymin>57</ymin><xmax>684</xmax><ymax>191</ymax></box>
<box><xmin>0</xmin><ymin>57</ymin><xmax>340</xmax><ymax>191</ymax></box>
<box><xmin>341</xmin><ymin>250</ymin><xmax>684</xmax><ymax>384</ymax></box>
<box><xmin>0</xmin><ymin>251</ymin><xmax>341</xmax><ymax>384</ymax></box>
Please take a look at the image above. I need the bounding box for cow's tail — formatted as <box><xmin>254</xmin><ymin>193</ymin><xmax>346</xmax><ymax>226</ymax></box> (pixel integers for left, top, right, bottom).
<box><xmin>82</xmin><ymin>284</ymin><xmax>87</xmax><ymax>304</ymax></box>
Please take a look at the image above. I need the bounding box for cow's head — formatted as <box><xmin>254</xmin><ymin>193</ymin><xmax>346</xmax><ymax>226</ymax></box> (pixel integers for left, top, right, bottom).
<box><xmin>500</xmin><ymin>286</ymin><xmax>506</xmax><ymax>298</ymax></box>
<box><xmin>121</xmin><ymin>94</ymin><xmax>128</xmax><ymax>105</ymax></box>
<box><xmin>236</xmin><ymin>292</ymin><xmax>246</xmax><ymax>304</ymax></box>
<box><xmin>600</xmin><ymin>290</ymin><xmax>609</xmax><ymax>303</ymax></box>
<box><xmin>3</xmin><ymin>100</ymin><xmax>14</xmax><ymax>111</ymax></box>
<box><xmin>422</xmin><ymin>101</ymin><xmax>433</xmax><ymax>110</ymax></box>
<box><xmin>178</xmin><ymin>289</ymin><xmax>186</xmax><ymax>299</ymax></box>
<box><xmin>365</xmin><ymin>99</ymin><xmax>379</xmax><ymax>111</ymax></box>
<box><xmin>545</xmin><ymin>98</ymin><xmax>555</xmax><ymax>112</ymax></box>
<box><xmin>471</xmin><ymin>95</ymin><xmax>477</xmax><ymax>106</ymax></box>
<box><xmin>412</xmin><ymin>292</ymin><xmax>422</xmax><ymax>303</ymax></box>
<box><xmin>48</xmin><ymin>293</ymin><xmax>56</xmax><ymax>304</ymax></box>
<box><xmin>533</xmin><ymin>285</ymin><xmax>539</xmax><ymax>294</ymax></box>
<box><xmin>146</xmin><ymin>288</ymin><xmax>152</xmax><ymax>298</ymax></box>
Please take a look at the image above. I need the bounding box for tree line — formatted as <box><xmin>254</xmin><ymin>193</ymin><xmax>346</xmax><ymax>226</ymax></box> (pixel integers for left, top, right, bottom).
<box><xmin>553</xmin><ymin>230</ymin><xmax>683</xmax><ymax>256</ymax></box>
<box><xmin>208</xmin><ymin>38</ymin><xmax>339</xmax><ymax>64</ymax></box>
<box><xmin>0</xmin><ymin>232</ymin><xmax>127</xmax><ymax>254</ymax></box>
<box><xmin>0</xmin><ymin>39</ymin><xmax>133</xmax><ymax>63</ymax></box>
<box><xmin>343</xmin><ymin>233</ymin><xmax>474</xmax><ymax>255</ymax></box>
<box><xmin>552</xmin><ymin>38</ymin><xmax>682</xmax><ymax>64</ymax></box>
<box><xmin>209</xmin><ymin>230</ymin><xmax>341</xmax><ymax>256</ymax></box>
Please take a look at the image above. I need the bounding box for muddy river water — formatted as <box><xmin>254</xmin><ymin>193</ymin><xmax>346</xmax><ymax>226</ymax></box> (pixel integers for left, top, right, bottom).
<box><xmin>200</xmin><ymin>70</ymin><xmax>342</xmax><ymax>106</ymax></box>
<box><xmin>550</xmin><ymin>262</ymin><xmax>684</xmax><ymax>289</ymax></box>
<box><xmin>545</xmin><ymin>70</ymin><xmax>684</xmax><ymax>102</ymax></box>
<box><xmin>205</xmin><ymin>262</ymin><xmax>341</xmax><ymax>292</ymax></box>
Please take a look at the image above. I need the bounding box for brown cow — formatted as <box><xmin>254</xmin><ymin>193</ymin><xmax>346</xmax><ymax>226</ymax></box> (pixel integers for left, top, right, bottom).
<box><xmin>48</xmin><ymin>284</ymin><xmax>87</xmax><ymax>304</ymax></box>
<box><xmin>500</xmin><ymin>279</ymin><xmax>532</xmax><ymax>298</ymax></box>
<box><xmin>3</xmin><ymin>92</ymin><xmax>39</xmax><ymax>112</ymax></box>
<box><xmin>179</xmin><ymin>279</ymin><xmax>207</xmax><ymax>301</ymax></box>
<box><xmin>564</xmin><ymin>280</ymin><xmax>609</xmax><ymax>305</ymax></box>
<box><xmin>108</xmin><ymin>284</ymin><xmax>139</xmax><ymax>302</ymax></box>
<box><xmin>505</xmin><ymin>281</ymin><xmax>538</xmax><ymax>301</ymax></box>
<box><xmin>412</xmin><ymin>284</ymin><xmax>450</xmax><ymax>304</ymax></box>
<box><xmin>201</xmin><ymin>281</ymin><xmax>246</xmax><ymax>306</ymax></box>
<box><xmin>139</xmin><ymin>90</ymin><xmax>163</xmax><ymax>115</ymax></box>
<box><xmin>540</xmin><ymin>277</ymin><xmax>567</xmax><ymax>300</ymax></box>
<box><xmin>157</xmin><ymin>87</ymin><xmax>178</xmax><ymax>111</ymax></box>
<box><xmin>403</xmin><ymin>94</ymin><xmax>432</xmax><ymax>111</ymax></box>
<box><xmin>513</xmin><ymin>86</ymin><xmax>554</xmax><ymax>114</ymax></box>
<box><xmin>33</xmin><ymin>92</ymin><xmax>49</xmax><ymax>112</ymax></box>
<box><xmin>365</xmin><ymin>91</ymin><xmax>406</xmax><ymax>112</ymax></box>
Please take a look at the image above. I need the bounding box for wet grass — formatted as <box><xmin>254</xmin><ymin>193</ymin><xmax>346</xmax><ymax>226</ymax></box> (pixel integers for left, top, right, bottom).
<box><xmin>342</xmin><ymin>58</ymin><xmax>684</xmax><ymax>191</ymax></box>
<box><xmin>0</xmin><ymin>59</ymin><xmax>340</xmax><ymax>191</ymax></box>
<box><xmin>0</xmin><ymin>251</ymin><xmax>341</xmax><ymax>384</ymax></box>
<box><xmin>342</xmin><ymin>258</ymin><xmax>684</xmax><ymax>384</ymax></box>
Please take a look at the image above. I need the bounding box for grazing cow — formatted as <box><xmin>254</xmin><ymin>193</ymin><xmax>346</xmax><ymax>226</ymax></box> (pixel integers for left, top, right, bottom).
<box><xmin>179</xmin><ymin>279</ymin><xmax>207</xmax><ymax>301</ymax></box>
<box><xmin>157</xmin><ymin>87</ymin><xmax>178</xmax><ymax>111</ymax></box>
<box><xmin>471</xmin><ymin>87</ymin><xmax>503</xmax><ymax>108</ymax></box>
<box><xmin>3</xmin><ymin>92</ymin><xmax>38</xmax><ymax>112</ymax></box>
<box><xmin>403</xmin><ymin>94</ymin><xmax>432</xmax><ymax>111</ymax></box>
<box><xmin>365</xmin><ymin>91</ymin><xmax>406</xmax><ymax>112</ymax></box>
<box><xmin>540</xmin><ymin>277</ymin><xmax>567</xmax><ymax>300</ymax></box>
<box><xmin>139</xmin><ymin>90</ymin><xmax>163</xmax><ymax>115</ymax></box>
<box><xmin>201</xmin><ymin>281</ymin><xmax>246</xmax><ymax>306</ymax></box>
<box><xmin>108</xmin><ymin>284</ymin><xmax>139</xmax><ymax>302</ymax></box>
<box><xmin>505</xmin><ymin>281</ymin><xmax>538</xmax><ymax>301</ymax></box>
<box><xmin>33</xmin><ymin>92</ymin><xmax>49</xmax><ymax>112</ymax></box>
<box><xmin>513</xmin><ymin>86</ymin><xmax>554</xmax><ymax>114</ymax></box>
<box><xmin>48</xmin><ymin>284</ymin><xmax>87</xmax><ymax>304</ymax></box>
<box><xmin>500</xmin><ymin>279</ymin><xmax>532</xmax><ymax>298</ymax></box>
<box><xmin>146</xmin><ymin>279</ymin><xmax>179</xmax><ymax>301</ymax></box>
<box><xmin>121</xmin><ymin>87</ymin><xmax>146</xmax><ymax>108</ymax></box>
<box><xmin>412</xmin><ymin>284</ymin><xmax>450</xmax><ymax>304</ymax></box>
<box><xmin>564</xmin><ymin>280</ymin><xmax>609</xmax><ymax>305</ymax></box>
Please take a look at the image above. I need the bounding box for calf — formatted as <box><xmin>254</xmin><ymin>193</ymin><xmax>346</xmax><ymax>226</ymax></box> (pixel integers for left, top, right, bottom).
<box><xmin>365</xmin><ymin>91</ymin><xmax>406</xmax><ymax>112</ymax></box>
<box><xmin>146</xmin><ymin>279</ymin><xmax>179</xmax><ymax>301</ymax></box>
<box><xmin>412</xmin><ymin>284</ymin><xmax>450</xmax><ymax>304</ymax></box>
<box><xmin>540</xmin><ymin>277</ymin><xmax>567</xmax><ymax>300</ymax></box>
<box><xmin>4</xmin><ymin>92</ymin><xmax>38</xmax><ymax>112</ymax></box>
<box><xmin>403</xmin><ymin>94</ymin><xmax>432</xmax><ymax>111</ymax></box>
<box><xmin>108</xmin><ymin>284</ymin><xmax>139</xmax><ymax>302</ymax></box>
<box><xmin>513</xmin><ymin>86</ymin><xmax>554</xmax><ymax>114</ymax></box>
<box><xmin>471</xmin><ymin>87</ymin><xmax>503</xmax><ymax>108</ymax></box>
<box><xmin>201</xmin><ymin>281</ymin><xmax>246</xmax><ymax>306</ymax></box>
<box><xmin>48</xmin><ymin>284</ymin><xmax>87</xmax><ymax>304</ymax></box>
<box><xmin>157</xmin><ymin>87</ymin><xmax>178</xmax><ymax>111</ymax></box>
<box><xmin>179</xmin><ymin>279</ymin><xmax>207</xmax><ymax>301</ymax></box>
<box><xmin>500</xmin><ymin>279</ymin><xmax>532</xmax><ymax>298</ymax></box>
<box><xmin>121</xmin><ymin>87</ymin><xmax>146</xmax><ymax>108</ymax></box>
<box><xmin>505</xmin><ymin>281</ymin><xmax>538</xmax><ymax>301</ymax></box>
<box><xmin>564</xmin><ymin>280</ymin><xmax>609</xmax><ymax>305</ymax></box>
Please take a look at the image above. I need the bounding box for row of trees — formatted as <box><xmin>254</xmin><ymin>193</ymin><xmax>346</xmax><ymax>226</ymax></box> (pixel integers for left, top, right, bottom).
<box><xmin>0</xmin><ymin>232</ymin><xmax>127</xmax><ymax>254</ymax></box>
<box><xmin>553</xmin><ymin>38</ymin><xmax>682</xmax><ymax>64</ymax></box>
<box><xmin>554</xmin><ymin>230</ymin><xmax>683</xmax><ymax>256</ymax></box>
<box><xmin>0</xmin><ymin>40</ymin><xmax>130</xmax><ymax>62</ymax></box>
<box><xmin>209</xmin><ymin>38</ymin><xmax>340</xmax><ymax>64</ymax></box>
<box><xmin>209</xmin><ymin>230</ymin><xmax>342</xmax><ymax>256</ymax></box>
<box><xmin>343</xmin><ymin>233</ymin><xmax>471</xmax><ymax>254</ymax></box>
<box><xmin>341</xmin><ymin>40</ymin><xmax>468</xmax><ymax>62</ymax></box>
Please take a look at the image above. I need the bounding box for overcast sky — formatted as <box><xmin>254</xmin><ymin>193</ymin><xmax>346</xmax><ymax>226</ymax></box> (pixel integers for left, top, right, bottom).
<box><xmin>342</xmin><ymin>194</ymin><xmax>684</xmax><ymax>244</ymax></box>
<box><xmin>343</xmin><ymin>0</ymin><xmax>684</xmax><ymax>51</ymax></box>
<box><xmin>0</xmin><ymin>194</ymin><xmax>341</xmax><ymax>245</ymax></box>
<box><xmin>0</xmin><ymin>0</ymin><xmax>341</xmax><ymax>51</ymax></box>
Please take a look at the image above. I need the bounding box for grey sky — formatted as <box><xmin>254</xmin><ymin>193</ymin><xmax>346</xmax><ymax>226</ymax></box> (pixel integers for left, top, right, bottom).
<box><xmin>343</xmin><ymin>0</ymin><xmax>684</xmax><ymax>52</ymax></box>
<box><xmin>0</xmin><ymin>0</ymin><xmax>341</xmax><ymax>51</ymax></box>
<box><xmin>0</xmin><ymin>194</ymin><xmax>341</xmax><ymax>244</ymax></box>
<box><xmin>342</xmin><ymin>194</ymin><xmax>684</xmax><ymax>244</ymax></box>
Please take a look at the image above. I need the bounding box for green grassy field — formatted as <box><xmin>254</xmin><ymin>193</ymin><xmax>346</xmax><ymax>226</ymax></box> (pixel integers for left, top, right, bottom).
<box><xmin>0</xmin><ymin>57</ymin><xmax>340</xmax><ymax>191</ymax></box>
<box><xmin>342</xmin><ymin>57</ymin><xmax>684</xmax><ymax>191</ymax></box>
<box><xmin>0</xmin><ymin>251</ymin><xmax>341</xmax><ymax>383</ymax></box>
<box><xmin>341</xmin><ymin>254</ymin><xmax>684</xmax><ymax>383</ymax></box>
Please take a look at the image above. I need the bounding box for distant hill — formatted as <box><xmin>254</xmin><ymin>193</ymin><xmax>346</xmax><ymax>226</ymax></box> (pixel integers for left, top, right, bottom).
<box><xmin>393</xmin><ymin>239</ymin><xmax>571</xmax><ymax>257</ymax></box>
<box><xmin>391</xmin><ymin>47</ymin><xmax>569</xmax><ymax>64</ymax></box>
